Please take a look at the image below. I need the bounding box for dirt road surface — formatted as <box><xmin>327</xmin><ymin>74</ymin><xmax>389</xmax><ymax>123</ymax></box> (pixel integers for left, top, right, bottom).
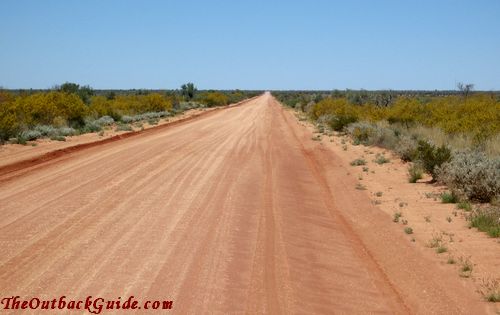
<box><xmin>0</xmin><ymin>93</ymin><xmax>491</xmax><ymax>314</ymax></box>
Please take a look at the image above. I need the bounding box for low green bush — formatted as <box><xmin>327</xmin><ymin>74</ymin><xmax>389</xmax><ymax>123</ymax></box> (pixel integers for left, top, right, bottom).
<box><xmin>416</xmin><ymin>140</ymin><xmax>451</xmax><ymax>181</ymax></box>
<box><xmin>408</xmin><ymin>164</ymin><xmax>424</xmax><ymax>183</ymax></box>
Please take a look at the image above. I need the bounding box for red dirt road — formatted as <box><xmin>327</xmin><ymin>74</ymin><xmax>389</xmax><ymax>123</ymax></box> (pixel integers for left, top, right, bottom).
<box><xmin>0</xmin><ymin>94</ymin><xmax>490</xmax><ymax>314</ymax></box>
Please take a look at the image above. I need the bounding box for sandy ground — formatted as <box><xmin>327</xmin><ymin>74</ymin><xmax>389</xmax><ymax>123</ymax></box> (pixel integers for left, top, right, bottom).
<box><xmin>0</xmin><ymin>93</ymin><xmax>497</xmax><ymax>314</ymax></box>
<box><xmin>0</xmin><ymin>99</ymin><xmax>256</xmax><ymax>170</ymax></box>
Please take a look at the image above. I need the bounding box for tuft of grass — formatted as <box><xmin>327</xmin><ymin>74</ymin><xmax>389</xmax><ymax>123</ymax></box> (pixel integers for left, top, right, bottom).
<box><xmin>350</xmin><ymin>158</ymin><xmax>367</xmax><ymax>166</ymax></box>
<box><xmin>428</xmin><ymin>233</ymin><xmax>443</xmax><ymax>248</ymax></box>
<box><xmin>375</xmin><ymin>191</ymin><xmax>383</xmax><ymax>197</ymax></box>
<box><xmin>355</xmin><ymin>183</ymin><xmax>366</xmax><ymax>190</ymax></box>
<box><xmin>458</xmin><ymin>256</ymin><xmax>473</xmax><ymax>278</ymax></box>
<box><xmin>374</xmin><ymin>154</ymin><xmax>390</xmax><ymax>165</ymax></box>
<box><xmin>436</xmin><ymin>244</ymin><xmax>448</xmax><ymax>254</ymax></box>
<box><xmin>441</xmin><ymin>192</ymin><xmax>458</xmax><ymax>204</ymax></box>
<box><xmin>393</xmin><ymin>212</ymin><xmax>402</xmax><ymax>223</ymax></box>
<box><xmin>342</xmin><ymin>144</ymin><xmax>348</xmax><ymax>151</ymax></box>
<box><xmin>404</xmin><ymin>227</ymin><xmax>413</xmax><ymax>234</ymax></box>
<box><xmin>312</xmin><ymin>134</ymin><xmax>322</xmax><ymax>141</ymax></box>
<box><xmin>362</xmin><ymin>166</ymin><xmax>369</xmax><ymax>172</ymax></box>
<box><xmin>401</xmin><ymin>219</ymin><xmax>408</xmax><ymax>225</ymax></box>
<box><xmin>408</xmin><ymin>164</ymin><xmax>423</xmax><ymax>183</ymax></box>
<box><xmin>479</xmin><ymin>278</ymin><xmax>500</xmax><ymax>302</ymax></box>
<box><xmin>468</xmin><ymin>207</ymin><xmax>500</xmax><ymax>238</ymax></box>
<box><xmin>446</xmin><ymin>216</ymin><xmax>452</xmax><ymax>223</ymax></box>
<box><xmin>424</xmin><ymin>215</ymin><xmax>431</xmax><ymax>222</ymax></box>
<box><xmin>457</xmin><ymin>201</ymin><xmax>472</xmax><ymax>211</ymax></box>
<box><xmin>447</xmin><ymin>256</ymin><xmax>456</xmax><ymax>264</ymax></box>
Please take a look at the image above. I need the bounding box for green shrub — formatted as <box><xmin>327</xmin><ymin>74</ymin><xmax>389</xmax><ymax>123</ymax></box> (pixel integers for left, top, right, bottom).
<box><xmin>457</xmin><ymin>201</ymin><xmax>472</xmax><ymax>211</ymax></box>
<box><xmin>19</xmin><ymin>130</ymin><xmax>42</xmax><ymax>141</ymax></box>
<box><xmin>200</xmin><ymin>92</ymin><xmax>229</xmax><ymax>107</ymax></box>
<box><xmin>404</xmin><ymin>227</ymin><xmax>413</xmax><ymax>234</ymax></box>
<box><xmin>416</xmin><ymin>140</ymin><xmax>451</xmax><ymax>181</ymax></box>
<box><xmin>328</xmin><ymin>114</ymin><xmax>358</xmax><ymax>131</ymax></box>
<box><xmin>408</xmin><ymin>164</ymin><xmax>423</xmax><ymax>183</ymax></box>
<box><xmin>441</xmin><ymin>192</ymin><xmax>458</xmax><ymax>203</ymax></box>
<box><xmin>350</xmin><ymin>158</ymin><xmax>366</xmax><ymax>166</ymax></box>
<box><xmin>374</xmin><ymin>154</ymin><xmax>390</xmax><ymax>164</ymax></box>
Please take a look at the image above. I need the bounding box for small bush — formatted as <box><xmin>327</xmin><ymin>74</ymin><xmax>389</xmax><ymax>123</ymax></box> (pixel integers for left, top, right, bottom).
<box><xmin>437</xmin><ymin>150</ymin><xmax>499</xmax><ymax>202</ymax></box>
<box><xmin>34</xmin><ymin>125</ymin><xmax>57</xmax><ymax>136</ymax></box>
<box><xmin>441</xmin><ymin>192</ymin><xmax>458</xmax><ymax>203</ymax></box>
<box><xmin>19</xmin><ymin>130</ymin><xmax>42</xmax><ymax>141</ymax></box>
<box><xmin>328</xmin><ymin>115</ymin><xmax>358</xmax><ymax>131</ymax></box>
<box><xmin>479</xmin><ymin>279</ymin><xmax>500</xmax><ymax>302</ymax></box>
<box><xmin>83</xmin><ymin>118</ymin><xmax>103</xmax><ymax>133</ymax></box>
<box><xmin>457</xmin><ymin>201</ymin><xmax>472</xmax><ymax>211</ymax></box>
<box><xmin>404</xmin><ymin>227</ymin><xmax>413</xmax><ymax>234</ymax></box>
<box><xmin>58</xmin><ymin>127</ymin><xmax>76</xmax><ymax>136</ymax></box>
<box><xmin>95</xmin><ymin>115</ymin><xmax>114</xmax><ymax>126</ymax></box>
<box><xmin>350</xmin><ymin>158</ymin><xmax>366</xmax><ymax>166</ymax></box>
<box><xmin>393</xmin><ymin>212</ymin><xmax>402</xmax><ymax>223</ymax></box>
<box><xmin>436</xmin><ymin>245</ymin><xmax>448</xmax><ymax>253</ymax></box>
<box><xmin>147</xmin><ymin>118</ymin><xmax>159</xmax><ymax>125</ymax></box>
<box><xmin>115</xmin><ymin>124</ymin><xmax>133</xmax><ymax>132</ymax></box>
<box><xmin>374</xmin><ymin>154</ymin><xmax>390</xmax><ymax>164</ymax></box>
<box><xmin>355</xmin><ymin>183</ymin><xmax>366</xmax><ymax>190</ymax></box>
<box><xmin>396</xmin><ymin>136</ymin><xmax>418</xmax><ymax>162</ymax></box>
<box><xmin>459</xmin><ymin>256</ymin><xmax>473</xmax><ymax>278</ymax></box>
<box><xmin>416</xmin><ymin>140</ymin><xmax>451</xmax><ymax>181</ymax></box>
<box><xmin>408</xmin><ymin>164</ymin><xmax>423</xmax><ymax>183</ymax></box>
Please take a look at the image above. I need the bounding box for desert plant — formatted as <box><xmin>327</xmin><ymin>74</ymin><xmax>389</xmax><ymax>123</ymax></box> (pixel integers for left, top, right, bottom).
<box><xmin>396</xmin><ymin>135</ymin><xmax>418</xmax><ymax>162</ymax></box>
<box><xmin>457</xmin><ymin>201</ymin><xmax>472</xmax><ymax>211</ymax></box>
<box><xmin>115</xmin><ymin>124</ymin><xmax>133</xmax><ymax>132</ymax></box>
<box><xmin>479</xmin><ymin>278</ymin><xmax>500</xmax><ymax>302</ymax></box>
<box><xmin>404</xmin><ymin>227</ymin><xmax>413</xmax><ymax>234</ymax></box>
<box><xmin>350</xmin><ymin>158</ymin><xmax>366</xmax><ymax>166</ymax></box>
<box><xmin>437</xmin><ymin>150</ymin><xmax>500</xmax><ymax>202</ymax></box>
<box><xmin>416</xmin><ymin>140</ymin><xmax>451</xmax><ymax>181</ymax></box>
<box><xmin>374</xmin><ymin>154</ymin><xmax>390</xmax><ymax>164</ymax></box>
<box><xmin>458</xmin><ymin>256</ymin><xmax>473</xmax><ymax>277</ymax></box>
<box><xmin>441</xmin><ymin>192</ymin><xmax>458</xmax><ymax>203</ymax></box>
<box><xmin>19</xmin><ymin>130</ymin><xmax>42</xmax><ymax>141</ymax></box>
<box><xmin>408</xmin><ymin>163</ymin><xmax>424</xmax><ymax>183</ymax></box>
<box><xmin>355</xmin><ymin>183</ymin><xmax>366</xmax><ymax>190</ymax></box>
<box><xmin>468</xmin><ymin>206</ymin><xmax>500</xmax><ymax>238</ymax></box>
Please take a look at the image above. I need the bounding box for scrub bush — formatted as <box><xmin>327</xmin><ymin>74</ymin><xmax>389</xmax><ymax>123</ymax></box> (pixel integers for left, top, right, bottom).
<box><xmin>438</xmin><ymin>150</ymin><xmax>500</xmax><ymax>202</ymax></box>
<box><xmin>416</xmin><ymin>140</ymin><xmax>451</xmax><ymax>181</ymax></box>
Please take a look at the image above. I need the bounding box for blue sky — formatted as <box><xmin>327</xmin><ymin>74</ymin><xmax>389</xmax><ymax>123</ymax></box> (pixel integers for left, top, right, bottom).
<box><xmin>1</xmin><ymin>0</ymin><xmax>499</xmax><ymax>90</ymax></box>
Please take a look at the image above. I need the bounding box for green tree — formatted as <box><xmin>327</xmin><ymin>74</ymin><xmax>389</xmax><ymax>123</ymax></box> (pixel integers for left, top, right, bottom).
<box><xmin>181</xmin><ymin>83</ymin><xmax>197</xmax><ymax>100</ymax></box>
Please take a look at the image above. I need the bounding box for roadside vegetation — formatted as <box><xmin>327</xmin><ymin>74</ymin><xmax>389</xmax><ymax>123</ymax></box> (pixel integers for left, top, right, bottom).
<box><xmin>274</xmin><ymin>86</ymin><xmax>500</xmax><ymax>238</ymax></box>
<box><xmin>0</xmin><ymin>83</ymin><xmax>260</xmax><ymax>144</ymax></box>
